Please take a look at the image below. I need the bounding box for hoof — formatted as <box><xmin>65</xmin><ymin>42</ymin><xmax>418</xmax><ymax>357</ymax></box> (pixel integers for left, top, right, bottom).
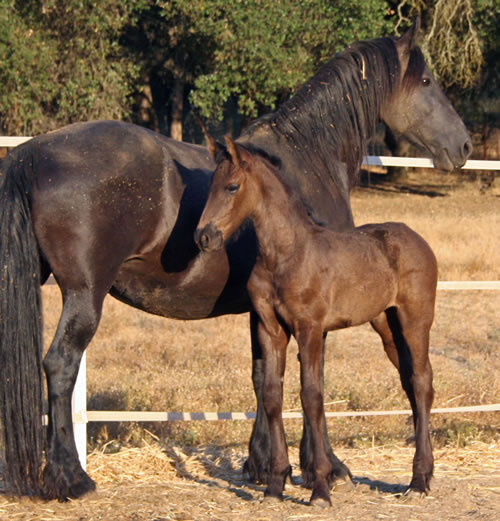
<box><xmin>404</xmin><ymin>486</ymin><xmax>428</xmax><ymax>499</ymax></box>
<box><xmin>42</xmin><ymin>463</ymin><xmax>96</xmax><ymax>501</ymax></box>
<box><xmin>302</xmin><ymin>459</ymin><xmax>352</xmax><ymax>490</ymax></box>
<box><xmin>310</xmin><ymin>495</ymin><xmax>332</xmax><ymax>508</ymax></box>
<box><xmin>407</xmin><ymin>473</ymin><xmax>432</xmax><ymax>496</ymax></box>
<box><xmin>262</xmin><ymin>493</ymin><xmax>283</xmax><ymax>504</ymax></box>
<box><xmin>334</xmin><ymin>475</ymin><xmax>355</xmax><ymax>492</ymax></box>
<box><xmin>333</xmin><ymin>461</ymin><xmax>353</xmax><ymax>484</ymax></box>
<box><xmin>243</xmin><ymin>458</ymin><xmax>270</xmax><ymax>485</ymax></box>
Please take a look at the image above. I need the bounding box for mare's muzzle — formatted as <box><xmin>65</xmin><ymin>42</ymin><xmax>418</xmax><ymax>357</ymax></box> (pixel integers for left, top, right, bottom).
<box><xmin>195</xmin><ymin>223</ymin><xmax>224</xmax><ymax>252</ymax></box>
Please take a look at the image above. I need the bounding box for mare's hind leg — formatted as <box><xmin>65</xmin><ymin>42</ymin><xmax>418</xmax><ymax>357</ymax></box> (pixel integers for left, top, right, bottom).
<box><xmin>42</xmin><ymin>286</ymin><xmax>107</xmax><ymax>500</ymax></box>
<box><xmin>371</xmin><ymin>308</ymin><xmax>434</xmax><ymax>493</ymax></box>
<box><xmin>300</xmin><ymin>332</ymin><xmax>352</xmax><ymax>489</ymax></box>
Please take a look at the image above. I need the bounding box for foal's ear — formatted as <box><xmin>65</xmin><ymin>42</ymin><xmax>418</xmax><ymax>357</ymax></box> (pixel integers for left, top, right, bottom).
<box><xmin>196</xmin><ymin>114</ymin><xmax>225</xmax><ymax>160</ymax></box>
<box><xmin>395</xmin><ymin>16</ymin><xmax>420</xmax><ymax>69</ymax></box>
<box><xmin>205</xmin><ymin>133</ymin><xmax>225</xmax><ymax>160</ymax></box>
<box><xmin>224</xmin><ymin>136</ymin><xmax>249</xmax><ymax>169</ymax></box>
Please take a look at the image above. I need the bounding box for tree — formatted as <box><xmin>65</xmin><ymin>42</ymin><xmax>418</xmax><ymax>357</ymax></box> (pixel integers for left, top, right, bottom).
<box><xmin>126</xmin><ymin>0</ymin><xmax>392</xmax><ymax>139</ymax></box>
<box><xmin>187</xmin><ymin>0</ymin><xmax>392</xmax><ymax>122</ymax></box>
<box><xmin>0</xmin><ymin>0</ymin><xmax>141</xmax><ymax>135</ymax></box>
<box><xmin>123</xmin><ymin>0</ymin><xmax>218</xmax><ymax>139</ymax></box>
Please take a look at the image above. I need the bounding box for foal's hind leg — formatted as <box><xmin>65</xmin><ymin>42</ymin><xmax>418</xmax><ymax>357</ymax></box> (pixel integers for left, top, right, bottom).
<box><xmin>371</xmin><ymin>308</ymin><xmax>434</xmax><ymax>493</ymax></box>
<box><xmin>42</xmin><ymin>286</ymin><xmax>107</xmax><ymax>500</ymax></box>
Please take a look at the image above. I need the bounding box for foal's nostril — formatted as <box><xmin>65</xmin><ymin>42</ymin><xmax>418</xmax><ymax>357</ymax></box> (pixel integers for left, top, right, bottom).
<box><xmin>200</xmin><ymin>233</ymin><xmax>210</xmax><ymax>249</ymax></box>
<box><xmin>195</xmin><ymin>228</ymin><xmax>209</xmax><ymax>250</ymax></box>
<box><xmin>195</xmin><ymin>223</ymin><xmax>223</xmax><ymax>251</ymax></box>
<box><xmin>463</xmin><ymin>140</ymin><xmax>473</xmax><ymax>159</ymax></box>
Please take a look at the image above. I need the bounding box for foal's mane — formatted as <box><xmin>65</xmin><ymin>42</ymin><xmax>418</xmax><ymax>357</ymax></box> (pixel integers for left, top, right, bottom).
<box><xmin>240</xmin><ymin>144</ymin><xmax>326</xmax><ymax>227</ymax></box>
<box><xmin>269</xmin><ymin>36</ymin><xmax>425</xmax><ymax>186</ymax></box>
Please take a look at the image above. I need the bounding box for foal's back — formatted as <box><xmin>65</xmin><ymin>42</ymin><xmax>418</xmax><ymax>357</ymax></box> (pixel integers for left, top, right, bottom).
<box><xmin>298</xmin><ymin>221</ymin><xmax>437</xmax><ymax>332</ymax></box>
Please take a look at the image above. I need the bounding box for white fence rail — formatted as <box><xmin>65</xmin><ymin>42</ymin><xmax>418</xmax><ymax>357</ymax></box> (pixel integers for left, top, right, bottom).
<box><xmin>362</xmin><ymin>156</ymin><xmax>500</xmax><ymax>170</ymax></box>
<box><xmin>2</xmin><ymin>137</ymin><xmax>499</xmax><ymax>469</ymax></box>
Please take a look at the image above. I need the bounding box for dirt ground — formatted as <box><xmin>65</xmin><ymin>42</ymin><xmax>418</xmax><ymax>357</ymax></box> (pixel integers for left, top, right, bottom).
<box><xmin>1</xmin><ymin>442</ymin><xmax>499</xmax><ymax>520</ymax></box>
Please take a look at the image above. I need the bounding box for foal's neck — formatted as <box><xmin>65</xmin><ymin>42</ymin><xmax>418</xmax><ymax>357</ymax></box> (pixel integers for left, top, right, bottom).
<box><xmin>251</xmin><ymin>164</ymin><xmax>314</xmax><ymax>267</ymax></box>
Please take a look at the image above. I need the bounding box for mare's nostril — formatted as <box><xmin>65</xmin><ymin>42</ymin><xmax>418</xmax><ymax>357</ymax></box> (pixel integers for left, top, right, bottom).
<box><xmin>463</xmin><ymin>140</ymin><xmax>473</xmax><ymax>159</ymax></box>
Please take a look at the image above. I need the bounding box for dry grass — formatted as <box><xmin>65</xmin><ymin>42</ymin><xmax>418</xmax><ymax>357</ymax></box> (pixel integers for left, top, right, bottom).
<box><xmin>2</xmin><ymin>442</ymin><xmax>499</xmax><ymax>520</ymax></box>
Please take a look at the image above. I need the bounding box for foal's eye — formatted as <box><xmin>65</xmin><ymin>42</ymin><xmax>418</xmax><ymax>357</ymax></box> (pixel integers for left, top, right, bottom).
<box><xmin>226</xmin><ymin>183</ymin><xmax>240</xmax><ymax>195</ymax></box>
<box><xmin>422</xmin><ymin>77</ymin><xmax>431</xmax><ymax>87</ymax></box>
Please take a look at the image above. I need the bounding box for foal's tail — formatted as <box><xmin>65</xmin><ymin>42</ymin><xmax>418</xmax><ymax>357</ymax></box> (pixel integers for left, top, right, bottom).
<box><xmin>0</xmin><ymin>149</ymin><xmax>45</xmax><ymax>496</ymax></box>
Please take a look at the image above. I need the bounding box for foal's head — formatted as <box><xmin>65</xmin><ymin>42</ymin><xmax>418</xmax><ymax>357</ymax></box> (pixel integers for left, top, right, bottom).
<box><xmin>196</xmin><ymin>137</ymin><xmax>264</xmax><ymax>252</ymax></box>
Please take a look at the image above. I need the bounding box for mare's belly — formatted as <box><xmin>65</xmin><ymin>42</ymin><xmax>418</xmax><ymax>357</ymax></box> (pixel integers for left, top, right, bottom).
<box><xmin>110</xmin><ymin>249</ymin><xmax>249</xmax><ymax>320</ymax></box>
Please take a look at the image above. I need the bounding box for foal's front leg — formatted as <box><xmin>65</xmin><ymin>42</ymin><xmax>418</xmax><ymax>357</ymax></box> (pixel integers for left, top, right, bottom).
<box><xmin>257</xmin><ymin>319</ymin><xmax>291</xmax><ymax>501</ymax></box>
<box><xmin>300</xmin><ymin>332</ymin><xmax>352</xmax><ymax>489</ymax></box>
<box><xmin>297</xmin><ymin>324</ymin><xmax>333</xmax><ymax>507</ymax></box>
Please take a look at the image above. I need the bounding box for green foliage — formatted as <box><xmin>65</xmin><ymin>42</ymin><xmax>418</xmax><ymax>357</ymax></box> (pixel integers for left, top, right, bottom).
<box><xmin>0</xmin><ymin>0</ymin><xmax>497</xmax><ymax>135</ymax></box>
<box><xmin>180</xmin><ymin>0</ymin><xmax>392</xmax><ymax>119</ymax></box>
<box><xmin>0</xmin><ymin>0</ymin><xmax>142</xmax><ymax>135</ymax></box>
<box><xmin>0</xmin><ymin>2</ymin><xmax>55</xmax><ymax>134</ymax></box>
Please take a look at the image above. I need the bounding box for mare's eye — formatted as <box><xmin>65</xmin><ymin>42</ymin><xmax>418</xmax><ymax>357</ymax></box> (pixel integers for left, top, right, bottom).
<box><xmin>226</xmin><ymin>183</ymin><xmax>240</xmax><ymax>195</ymax></box>
<box><xmin>422</xmin><ymin>77</ymin><xmax>431</xmax><ymax>87</ymax></box>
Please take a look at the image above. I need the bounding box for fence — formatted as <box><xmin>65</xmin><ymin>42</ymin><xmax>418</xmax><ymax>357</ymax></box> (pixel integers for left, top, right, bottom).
<box><xmin>1</xmin><ymin>137</ymin><xmax>499</xmax><ymax>470</ymax></box>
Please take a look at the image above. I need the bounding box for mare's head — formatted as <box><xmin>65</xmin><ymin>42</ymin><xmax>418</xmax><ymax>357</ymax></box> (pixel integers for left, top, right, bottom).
<box><xmin>195</xmin><ymin>137</ymin><xmax>262</xmax><ymax>252</ymax></box>
<box><xmin>271</xmin><ymin>17</ymin><xmax>471</xmax><ymax>177</ymax></box>
<box><xmin>381</xmin><ymin>18</ymin><xmax>472</xmax><ymax>169</ymax></box>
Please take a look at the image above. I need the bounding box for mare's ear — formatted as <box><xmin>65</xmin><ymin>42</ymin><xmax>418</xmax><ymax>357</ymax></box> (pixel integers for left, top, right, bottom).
<box><xmin>224</xmin><ymin>136</ymin><xmax>250</xmax><ymax>169</ymax></box>
<box><xmin>395</xmin><ymin>16</ymin><xmax>420</xmax><ymax>71</ymax></box>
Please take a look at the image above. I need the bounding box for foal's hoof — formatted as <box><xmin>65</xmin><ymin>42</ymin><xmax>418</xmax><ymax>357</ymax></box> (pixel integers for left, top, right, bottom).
<box><xmin>262</xmin><ymin>493</ymin><xmax>283</xmax><ymax>504</ymax></box>
<box><xmin>310</xmin><ymin>496</ymin><xmax>332</xmax><ymax>508</ymax></box>
<box><xmin>334</xmin><ymin>475</ymin><xmax>355</xmax><ymax>492</ymax></box>
<box><xmin>406</xmin><ymin>473</ymin><xmax>432</xmax><ymax>496</ymax></box>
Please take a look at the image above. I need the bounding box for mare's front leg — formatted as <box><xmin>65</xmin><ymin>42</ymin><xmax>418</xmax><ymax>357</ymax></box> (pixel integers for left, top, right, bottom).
<box><xmin>42</xmin><ymin>287</ymin><xmax>105</xmax><ymax>500</ymax></box>
<box><xmin>300</xmin><ymin>332</ymin><xmax>352</xmax><ymax>489</ymax></box>
<box><xmin>297</xmin><ymin>325</ymin><xmax>334</xmax><ymax>507</ymax></box>
<box><xmin>255</xmin><ymin>316</ymin><xmax>291</xmax><ymax>501</ymax></box>
<box><xmin>245</xmin><ymin>311</ymin><xmax>272</xmax><ymax>484</ymax></box>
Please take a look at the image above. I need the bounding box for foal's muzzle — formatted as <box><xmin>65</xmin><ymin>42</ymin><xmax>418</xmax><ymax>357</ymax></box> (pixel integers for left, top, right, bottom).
<box><xmin>195</xmin><ymin>223</ymin><xmax>224</xmax><ymax>252</ymax></box>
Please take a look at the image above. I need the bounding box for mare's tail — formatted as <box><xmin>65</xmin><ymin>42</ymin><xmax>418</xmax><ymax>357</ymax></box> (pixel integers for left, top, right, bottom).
<box><xmin>0</xmin><ymin>149</ymin><xmax>45</xmax><ymax>496</ymax></box>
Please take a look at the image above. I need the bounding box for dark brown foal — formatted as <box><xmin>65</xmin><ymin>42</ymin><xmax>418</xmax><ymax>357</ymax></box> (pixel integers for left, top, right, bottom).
<box><xmin>196</xmin><ymin>138</ymin><xmax>437</xmax><ymax>506</ymax></box>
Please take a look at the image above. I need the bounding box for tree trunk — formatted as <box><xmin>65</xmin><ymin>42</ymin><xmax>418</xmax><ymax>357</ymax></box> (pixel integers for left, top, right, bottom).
<box><xmin>170</xmin><ymin>79</ymin><xmax>184</xmax><ymax>141</ymax></box>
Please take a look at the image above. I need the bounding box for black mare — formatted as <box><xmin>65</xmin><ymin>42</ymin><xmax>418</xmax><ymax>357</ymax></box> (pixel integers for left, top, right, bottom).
<box><xmin>0</xmin><ymin>19</ymin><xmax>471</xmax><ymax>500</ymax></box>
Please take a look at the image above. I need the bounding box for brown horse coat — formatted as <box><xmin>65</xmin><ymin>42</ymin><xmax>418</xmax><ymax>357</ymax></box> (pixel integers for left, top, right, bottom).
<box><xmin>196</xmin><ymin>138</ymin><xmax>437</xmax><ymax>506</ymax></box>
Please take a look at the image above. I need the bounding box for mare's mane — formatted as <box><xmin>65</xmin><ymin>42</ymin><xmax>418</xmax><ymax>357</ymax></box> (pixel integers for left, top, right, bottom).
<box><xmin>268</xmin><ymin>36</ymin><xmax>425</xmax><ymax>186</ymax></box>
